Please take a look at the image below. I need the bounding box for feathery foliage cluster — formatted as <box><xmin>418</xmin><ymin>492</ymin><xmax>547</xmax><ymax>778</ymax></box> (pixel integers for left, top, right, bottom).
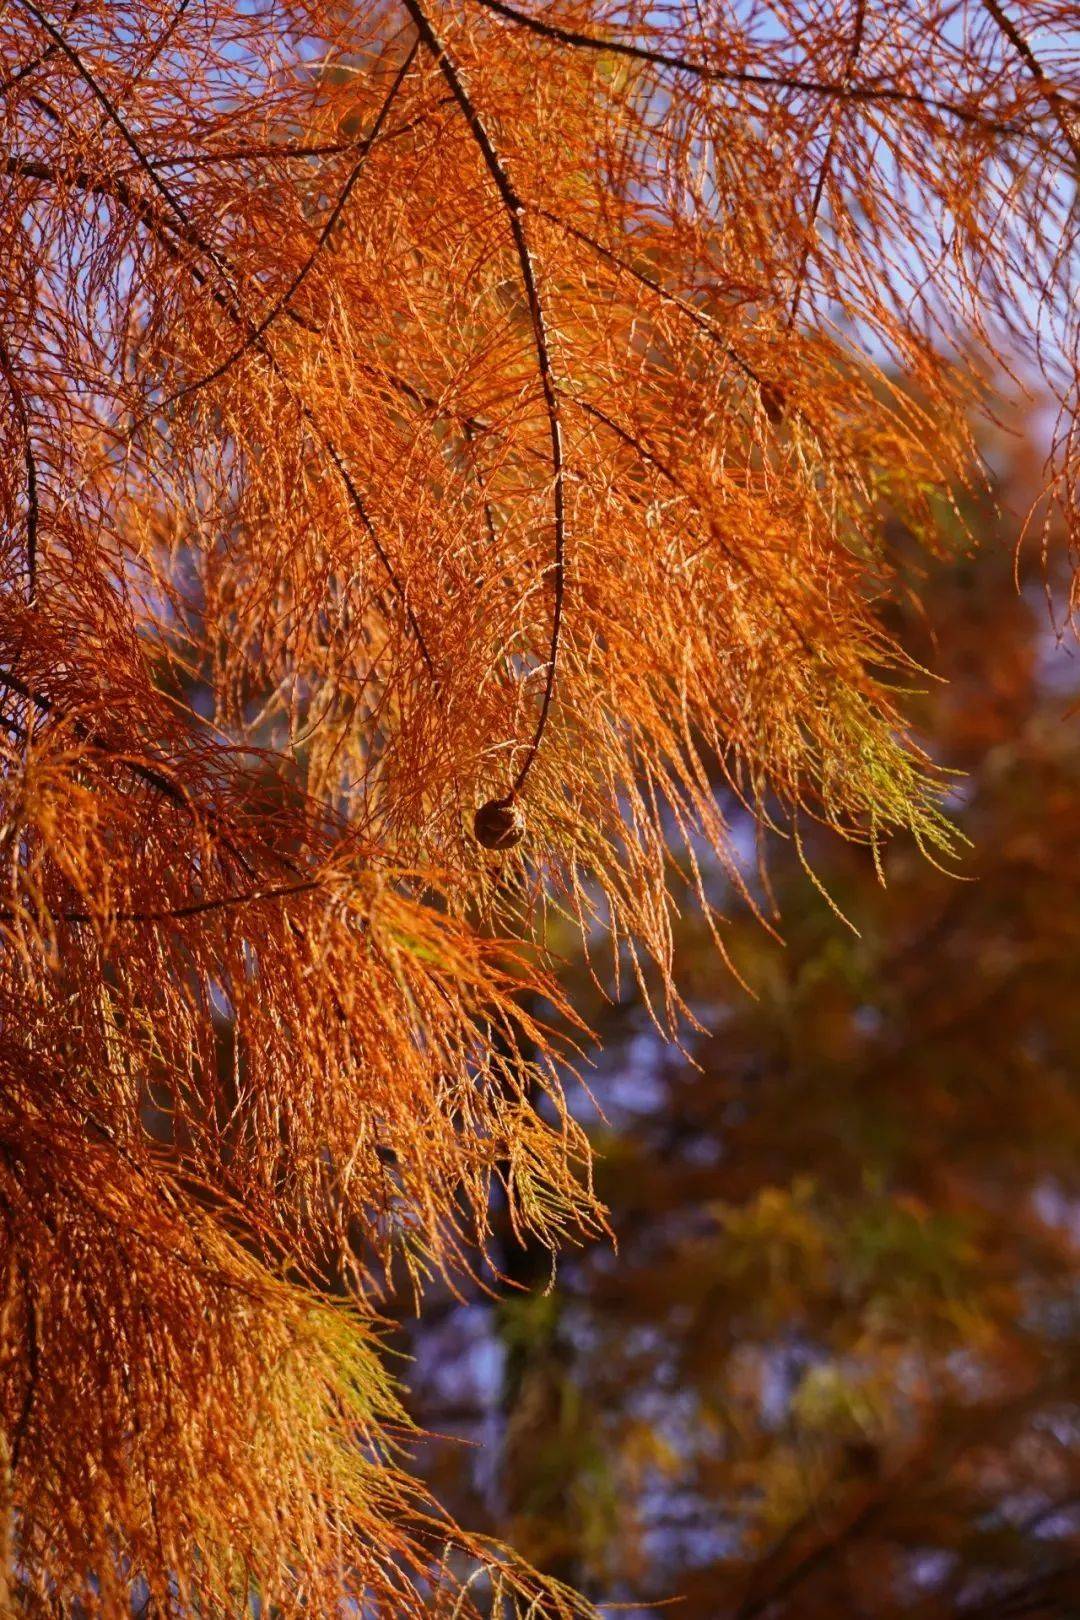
<box><xmin>0</xmin><ymin>0</ymin><xmax>1076</xmax><ymax>1610</ymax></box>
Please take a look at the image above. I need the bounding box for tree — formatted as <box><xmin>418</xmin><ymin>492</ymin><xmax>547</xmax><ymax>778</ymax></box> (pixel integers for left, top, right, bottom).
<box><xmin>0</xmin><ymin>0</ymin><xmax>1075</xmax><ymax>1612</ymax></box>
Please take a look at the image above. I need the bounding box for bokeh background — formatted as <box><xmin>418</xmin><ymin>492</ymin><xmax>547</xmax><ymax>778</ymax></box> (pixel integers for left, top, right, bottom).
<box><xmin>389</xmin><ymin>410</ymin><xmax>1080</xmax><ymax>1618</ymax></box>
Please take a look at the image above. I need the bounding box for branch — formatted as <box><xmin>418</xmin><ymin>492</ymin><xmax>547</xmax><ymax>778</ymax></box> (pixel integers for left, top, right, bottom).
<box><xmin>13</xmin><ymin>0</ymin><xmax>245</xmax><ymax>302</ymax></box>
<box><xmin>787</xmin><ymin>0</ymin><xmax>866</xmax><ymax>327</ymax></box>
<box><xmin>9</xmin><ymin>4</ymin><xmax>437</xmax><ymax>677</ymax></box>
<box><xmin>0</xmin><ymin>43</ymin><xmax>60</xmax><ymax>98</ymax></box>
<box><xmin>153</xmin><ymin>40</ymin><xmax>420</xmax><ymax>410</ymax></box>
<box><xmin>0</xmin><ymin>666</ymin><xmax>190</xmax><ymax>812</ymax></box>
<box><xmin>981</xmin><ymin>0</ymin><xmax>1080</xmax><ymax>168</ymax></box>
<box><xmin>468</xmin><ymin>0</ymin><xmax>1037</xmax><ymax>141</ymax></box>
<box><xmin>137</xmin><ymin>108</ymin><xmax>443</xmax><ymax>170</ymax></box>
<box><xmin>573</xmin><ymin>395</ymin><xmax>815</xmax><ymax>658</ymax></box>
<box><xmin>532</xmin><ymin>201</ymin><xmax>766</xmax><ymax>393</ymax></box>
<box><xmin>3</xmin><ymin>148</ymin><xmax>436</xmax><ymax>678</ymax></box>
<box><xmin>0</xmin><ymin>665</ymin><xmax>269</xmax><ymax>880</ymax></box>
<box><xmin>0</xmin><ymin>877</ymin><xmax>323</xmax><ymax>927</ymax></box>
<box><xmin>0</xmin><ymin>337</ymin><xmax>39</xmax><ymax>604</ymax></box>
<box><xmin>8</xmin><ymin>1261</ymin><xmax>38</xmax><ymax>1477</ymax></box>
<box><xmin>402</xmin><ymin>0</ymin><xmax>564</xmax><ymax>799</ymax></box>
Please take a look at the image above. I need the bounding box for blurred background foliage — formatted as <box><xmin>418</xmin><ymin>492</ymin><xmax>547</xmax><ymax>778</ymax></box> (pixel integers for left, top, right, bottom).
<box><xmin>390</xmin><ymin>411</ymin><xmax>1080</xmax><ymax>1618</ymax></box>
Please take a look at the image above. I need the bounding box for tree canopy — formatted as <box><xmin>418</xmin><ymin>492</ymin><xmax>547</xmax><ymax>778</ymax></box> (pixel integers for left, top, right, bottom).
<box><xmin>0</xmin><ymin>0</ymin><xmax>1076</xmax><ymax>1612</ymax></box>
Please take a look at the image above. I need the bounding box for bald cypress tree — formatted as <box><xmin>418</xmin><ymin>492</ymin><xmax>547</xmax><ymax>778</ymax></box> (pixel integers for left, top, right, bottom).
<box><xmin>0</xmin><ymin>0</ymin><xmax>1075</xmax><ymax>1611</ymax></box>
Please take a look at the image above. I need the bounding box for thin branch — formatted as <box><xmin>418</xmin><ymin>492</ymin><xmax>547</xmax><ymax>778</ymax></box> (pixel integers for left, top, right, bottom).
<box><xmin>981</xmin><ymin>0</ymin><xmax>1080</xmax><ymax>168</ymax></box>
<box><xmin>138</xmin><ymin>106</ymin><xmax>443</xmax><ymax>169</ymax></box>
<box><xmin>532</xmin><ymin>201</ymin><xmax>765</xmax><ymax>391</ymax></box>
<box><xmin>0</xmin><ymin>666</ymin><xmax>191</xmax><ymax>813</ymax></box>
<box><xmin>151</xmin><ymin>40</ymin><xmax>420</xmax><ymax>410</ymax></box>
<box><xmin>0</xmin><ymin>43</ymin><xmax>60</xmax><ymax>97</ymax></box>
<box><xmin>787</xmin><ymin>0</ymin><xmax>866</xmax><ymax>326</ymax></box>
<box><xmin>0</xmin><ymin>337</ymin><xmax>39</xmax><ymax>604</ymax></box>
<box><xmin>8</xmin><ymin>1261</ymin><xmax>38</xmax><ymax>1477</ymax></box>
<box><xmin>468</xmin><ymin>0</ymin><xmax>1036</xmax><ymax>140</ymax></box>
<box><xmin>0</xmin><ymin>877</ymin><xmax>323</xmax><ymax>927</ymax></box>
<box><xmin>2</xmin><ymin>144</ymin><xmax>436</xmax><ymax>676</ymax></box>
<box><xmin>11</xmin><ymin>1</ymin><xmax>436</xmax><ymax>677</ymax></box>
<box><xmin>13</xmin><ymin>0</ymin><xmax>245</xmax><ymax>301</ymax></box>
<box><xmin>402</xmin><ymin>0</ymin><xmax>564</xmax><ymax>799</ymax></box>
<box><xmin>0</xmin><ymin>0</ymin><xmax>79</xmax><ymax>98</ymax></box>
<box><xmin>0</xmin><ymin>666</ymin><xmax>269</xmax><ymax>881</ymax></box>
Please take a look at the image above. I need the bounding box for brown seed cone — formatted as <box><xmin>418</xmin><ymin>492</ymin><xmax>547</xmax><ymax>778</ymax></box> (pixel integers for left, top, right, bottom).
<box><xmin>473</xmin><ymin>798</ymin><xmax>526</xmax><ymax>850</ymax></box>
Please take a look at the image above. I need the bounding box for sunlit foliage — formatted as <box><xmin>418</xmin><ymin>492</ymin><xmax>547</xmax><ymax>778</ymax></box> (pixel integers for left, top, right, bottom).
<box><xmin>405</xmin><ymin>443</ymin><xmax>1080</xmax><ymax>1618</ymax></box>
<box><xmin>0</xmin><ymin>0</ymin><xmax>1076</xmax><ymax>1611</ymax></box>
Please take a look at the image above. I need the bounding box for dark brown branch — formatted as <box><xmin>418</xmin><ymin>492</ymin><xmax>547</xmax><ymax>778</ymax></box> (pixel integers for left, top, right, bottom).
<box><xmin>402</xmin><ymin>0</ymin><xmax>564</xmax><ymax>798</ymax></box>
<box><xmin>0</xmin><ymin>666</ymin><xmax>191</xmax><ymax>812</ymax></box>
<box><xmin>3</xmin><ymin>147</ymin><xmax>436</xmax><ymax>678</ymax></box>
<box><xmin>0</xmin><ymin>43</ymin><xmax>60</xmax><ymax>98</ymax></box>
<box><xmin>0</xmin><ymin>338</ymin><xmax>39</xmax><ymax>604</ymax></box>
<box><xmin>0</xmin><ymin>665</ymin><xmax>275</xmax><ymax>881</ymax></box>
<box><xmin>0</xmin><ymin>877</ymin><xmax>323</xmax><ymax>927</ymax></box>
<box><xmin>468</xmin><ymin>0</ymin><xmax>1037</xmax><ymax>140</ymax></box>
<box><xmin>981</xmin><ymin>0</ymin><xmax>1080</xmax><ymax>168</ymax></box>
<box><xmin>139</xmin><ymin>106</ymin><xmax>442</xmax><ymax>170</ymax></box>
<box><xmin>8</xmin><ymin>1261</ymin><xmax>38</xmax><ymax>1477</ymax></box>
<box><xmin>14</xmin><ymin>0</ymin><xmax>245</xmax><ymax>302</ymax></box>
<box><xmin>787</xmin><ymin>0</ymin><xmax>866</xmax><ymax>327</ymax></box>
<box><xmin>574</xmin><ymin>396</ymin><xmax>814</xmax><ymax>658</ymax></box>
<box><xmin>11</xmin><ymin>2</ymin><xmax>437</xmax><ymax>678</ymax></box>
<box><xmin>150</xmin><ymin>40</ymin><xmax>420</xmax><ymax>409</ymax></box>
<box><xmin>0</xmin><ymin>0</ymin><xmax>79</xmax><ymax>98</ymax></box>
<box><xmin>532</xmin><ymin>202</ymin><xmax>763</xmax><ymax>390</ymax></box>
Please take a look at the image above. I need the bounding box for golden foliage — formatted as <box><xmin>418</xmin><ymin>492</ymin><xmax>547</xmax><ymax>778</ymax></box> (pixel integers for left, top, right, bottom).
<box><xmin>0</xmin><ymin>0</ymin><xmax>1075</xmax><ymax>1610</ymax></box>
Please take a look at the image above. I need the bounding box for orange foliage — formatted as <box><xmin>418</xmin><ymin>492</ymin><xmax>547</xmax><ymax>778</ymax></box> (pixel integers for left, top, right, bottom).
<box><xmin>0</xmin><ymin>0</ymin><xmax>1075</xmax><ymax>1611</ymax></box>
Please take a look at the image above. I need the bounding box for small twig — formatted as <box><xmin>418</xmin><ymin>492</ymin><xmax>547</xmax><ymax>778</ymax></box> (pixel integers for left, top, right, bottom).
<box><xmin>468</xmin><ymin>0</ymin><xmax>1038</xmax><ymax>141</ymax></box>
<box><xmin>981</xmin><ymin>0</ymin><xmax>1080</xmax><ymax>168</ymax></box>
<box><xmin>787</xmin><ymin>0</ymin><xmax>867</xmax><ymax>327</ymax></box>
<box><xmin>0</xmin><ymin>877</ymin><xmax>323</xmax><ymax>927</ymax></box>
<box><xmin>0</xmin><ymin>336</ymin><xmax>39</xmax><ymax>604</ymax></box>
<box><xmin>0</xmin><ymin>665</ymin><xmax>271</xmax><ymax>879</ymax></box>
<box><xmin>12</xmin><ymin>1</ymin><xmax>436</xmax><ymax>678</ymax></box>
<box><xmin>137</xmin><ymin>106</ymin><xmax>440</xmax><ymax>170</ymax></box>
<box><xmin>155</xmin><ymin>40</ymin><xmax>420</xmax><ymax>411</ymax></box>
<box><xmin>533</xmin><ymin>202</ymin><xmax>764</xmax><ymax>389</ymax></box>
<box><xmin>0</xmin><ymin>41</ymin><xmax>59</xmax><ymax>97</ymax></box>
<box><xmin>8</xmin><ymin>1260</ymin><xmax>37</xmax><ymax>1477</ymax></box>
<box><xmin>403</xmin><ymin>0</ymin><xmax>564</xmax><ymax>798</ymax></box>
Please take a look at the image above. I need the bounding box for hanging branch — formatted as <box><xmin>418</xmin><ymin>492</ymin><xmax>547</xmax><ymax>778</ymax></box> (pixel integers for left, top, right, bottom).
<box><xmin>786</xmin><ymin>0</ymin><xmax>867</xmax><ymax>328</ymax></box>
<box><xmin>0</xmin><ymin>877</ymin><xmax>324</xmax><ymax>927</ymax></box>
<box><xmin>0</xmin><ymin>339</ymin><xmax>38</xmax><ymax>605</ymax></box>
<box><xmin>154</xmin><ymin>38</ymin><xmax>421</xmax><ymax>412</ymax></box>
<box><xmin>0</xmin><ymin>667</ymin><xmax>274</xmax><ymax>880</ymax></box>
<box><xmin>7</xmin><ymin>1263</ymin><xmax>38</xmax><ymax>1478</ymax></box>
<box><xmin>13</xmin><ymin>0</ymin><xmax>437</xmax><ymax>677</ymax></box>
<box><xmin>467</xmin><ymin>0</ymin><xmax>1043</xmax><ymax>142</ymax></box>
<box><xmin>532</xmin><ymin>203</ymin><xmax>765</xmax><ymax>390</ymax></box>
<box><xmin>981</xmin><ymin>0</ymin><xmax>1080</xmax><ymax>168</ymax></box>
<box><xmin>402</xmin><ymin>0</ymin><xmax>564</xmax><ymax>820</ymax></box>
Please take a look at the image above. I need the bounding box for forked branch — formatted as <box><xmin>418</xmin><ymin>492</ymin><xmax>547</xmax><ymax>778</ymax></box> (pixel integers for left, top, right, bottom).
<box><xmin>468</xmin><ymin>0</ymin><xmax>1047</xmax><ymax>143</ymax></box>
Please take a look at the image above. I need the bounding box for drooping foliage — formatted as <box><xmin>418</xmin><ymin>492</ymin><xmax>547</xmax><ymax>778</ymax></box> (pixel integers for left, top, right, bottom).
<box><xmin>0</xmin><ymin>0</ymin><xmax>1075</xmax><ymax>1611</ymax></box>
<box><xmin>401</xmin><ymin>436</ymin><xmax>1080</xmax><ymax>1618</ymax></box>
